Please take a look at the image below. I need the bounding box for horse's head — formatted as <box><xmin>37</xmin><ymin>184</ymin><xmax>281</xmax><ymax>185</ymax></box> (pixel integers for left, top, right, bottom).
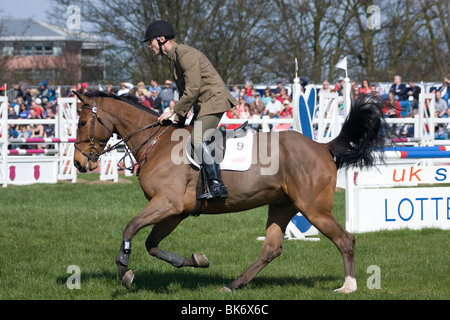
<box><xmin>73</xmin><ymin>91</ymin><xmax>114</xmax><ymax>172</ymax></box>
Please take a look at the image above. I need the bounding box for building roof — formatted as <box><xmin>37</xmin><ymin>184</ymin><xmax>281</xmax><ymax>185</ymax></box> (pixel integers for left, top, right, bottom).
<box><xmin>0</xmin><ymin>18</ymin><xmax>103</xmax><ymax>44</ymax></box>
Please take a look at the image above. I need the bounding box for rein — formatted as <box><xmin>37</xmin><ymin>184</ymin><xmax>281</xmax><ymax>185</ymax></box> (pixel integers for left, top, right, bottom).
<box><xmin>75</xmin><ymin>97</ymin><xmax>170</xmax><ymax>173</ymax></box>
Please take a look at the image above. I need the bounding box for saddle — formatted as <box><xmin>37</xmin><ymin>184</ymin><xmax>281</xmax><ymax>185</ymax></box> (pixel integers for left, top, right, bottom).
<box><xmin>191</xmin><ymin>121</ymin><xmax>248</xmax><ymax>216</ymax></box>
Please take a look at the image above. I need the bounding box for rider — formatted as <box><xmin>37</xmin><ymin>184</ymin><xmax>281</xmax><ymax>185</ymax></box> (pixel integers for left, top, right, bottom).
<box><xmin>143</xmin><ymin>20</ymin><xmax>238</xmax><ymax>199</ymax></box>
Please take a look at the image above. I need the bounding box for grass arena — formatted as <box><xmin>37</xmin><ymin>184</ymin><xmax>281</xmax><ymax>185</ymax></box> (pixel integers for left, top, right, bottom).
<box><xmin>0</xmin><ymin>173</ymin><xmax>448</xmax><ymax>300</ymax></box>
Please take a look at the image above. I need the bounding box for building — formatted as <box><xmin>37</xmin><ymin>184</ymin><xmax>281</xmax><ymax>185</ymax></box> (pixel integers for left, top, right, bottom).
<box><xmin>0</xmin><ymin>18</ymin><xmax>107</xmax><ymax>85</ymax></box>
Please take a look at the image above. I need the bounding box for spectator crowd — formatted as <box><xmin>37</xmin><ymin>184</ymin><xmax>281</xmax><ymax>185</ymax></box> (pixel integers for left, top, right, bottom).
<box><xmin>3</xmin><ymin>75</ymin><xmax>450</xmax><ymax>151</ymax></box>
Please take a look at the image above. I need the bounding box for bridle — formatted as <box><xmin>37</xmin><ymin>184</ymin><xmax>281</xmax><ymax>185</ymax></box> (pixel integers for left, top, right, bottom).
<box><xmin>74</xmin><ymin>97</ymin><xmax>170</xmax><ymax>173</ymax></box>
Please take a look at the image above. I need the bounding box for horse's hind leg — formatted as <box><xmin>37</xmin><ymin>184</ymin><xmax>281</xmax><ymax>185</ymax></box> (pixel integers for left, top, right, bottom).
<box><xmin>222</xmin><ymin>202</ymin><xmax>295</xmax><ymax>291</ymax></box>
<box><xmin>145</xmin><ymin>215</ymin><xmax>210</xmax><ymax>268</ymax></box>
<box><xmin>303</xmin><ymin>206</ymin><xmax>356</xmax><ymax>293</ymax></box>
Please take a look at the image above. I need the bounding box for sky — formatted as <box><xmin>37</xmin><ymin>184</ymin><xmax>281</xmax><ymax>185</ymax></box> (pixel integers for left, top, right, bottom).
<box><xmin>0</xmin><ymin>0</ymin><xmax>54</xmax><ymax>21</ymax></box>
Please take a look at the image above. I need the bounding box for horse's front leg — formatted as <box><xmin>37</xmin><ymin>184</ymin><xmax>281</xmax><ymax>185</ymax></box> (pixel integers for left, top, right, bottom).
<box><xmin>115</xmin><ymin>195</ymin><xmax>180</xmax><ymax>289</ymax></box>
<box><xmin>145</xmin><ymin>215</ymin><xmax>210</xmax><ymax>268</ymax></box>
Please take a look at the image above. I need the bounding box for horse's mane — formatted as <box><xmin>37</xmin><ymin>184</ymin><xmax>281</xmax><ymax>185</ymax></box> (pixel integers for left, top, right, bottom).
<box><xmin>83</xmin><ymin>90</ymin><xmax>160</xmax><ymax>117</ymax></box>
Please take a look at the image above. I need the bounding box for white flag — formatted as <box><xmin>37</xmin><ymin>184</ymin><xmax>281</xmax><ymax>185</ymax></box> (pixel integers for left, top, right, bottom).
<box><xmin>335</xmin><ymin>57</ymin><xmax>347</xmax><ymax>71</ymax></box>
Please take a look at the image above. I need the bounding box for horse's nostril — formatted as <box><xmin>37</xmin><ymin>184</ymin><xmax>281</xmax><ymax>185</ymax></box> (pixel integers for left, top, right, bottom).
<box><xmin>74</xmin><ymin>160</ymin><xmax>85</xmax><ymax>172</ymax></box>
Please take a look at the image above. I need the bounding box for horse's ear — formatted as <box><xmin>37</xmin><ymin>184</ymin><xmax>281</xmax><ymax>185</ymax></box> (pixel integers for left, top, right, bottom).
<box><xmin>72</xmin><ymin>90</ymin><xmax>92</xmax><ymax>106</ymax></box>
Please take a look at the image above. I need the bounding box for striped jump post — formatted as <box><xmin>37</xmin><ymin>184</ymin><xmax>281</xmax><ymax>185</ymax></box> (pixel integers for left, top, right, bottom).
<box><xmin>383</xmin><ymin>146</ymin><xmax>450</xmax><ymax>159</ymax></box>
<box><xmin>8</xmin><ymin>149</ymin><xmax>60</xmax><ymax>155</ymax></box>
<box><xmin>8</xmin><ymin>138</ymin><xmax>77</xmax><ymax>144</ymax></box>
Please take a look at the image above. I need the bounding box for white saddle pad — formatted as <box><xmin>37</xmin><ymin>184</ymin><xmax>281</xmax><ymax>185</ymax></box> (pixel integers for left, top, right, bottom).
<box><xmin>186</xmin><ymin>133</ymin><xmax>253</xmax><ymax>171</ymax></box>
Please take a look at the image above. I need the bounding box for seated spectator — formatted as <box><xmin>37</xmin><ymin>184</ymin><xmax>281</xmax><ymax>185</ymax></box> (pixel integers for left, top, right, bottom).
<box><xmin>399</xmin><ymin>113</ymin><xmax>415</xmax><ymax>138</ymax></box>
<box><xmin>106</xmin><ymin>84</ymin><xmax>117</xmax><ymax>95</ymax></box>
<box><xmin>118</xmin><ymin>82</ymin><xmax>133</xmax><ymax>96</ymax></box>
<box><xmin>31</xmin><ymin>99</ymin><xmax>45</xmax><ymax>119</ymax></box>
<box><xmin>8</xmin><ymin>124</ymin><xmax>19</xmax><ymax>149</ymax></box>
<box><xmin>383</xmin><ymin>92</ymin><xmax>401</xmax><ymax>118</ymax></box>
<box><xmin>434</xmin><ymin>110</ymin><xmax>448</xmax><ymax>140</ymax></box>
<box><xmin>18</xmin><ymin>103</ymin><xmax>29</xmax><ymax>119</ymax></box>
<box><xmin>249</xmin><ymin>91</ymin><xmax>265</xmax><ymax>115</ymax></box>
<box><xmin>265</xmin><ymin>94</ymin><xmax>283</xmax><ymax>118</ymax></box>
<box><xmin>28</xmin><ymin>109</ymin><xmax>44</xmax><ymax>149</ymax></box>
<box><xmin>359</xmin><ymin>79</ymin><xmax>370</xmax><ymax>94</ymax></box>
<box><xmin>435</xmin><ymin>91</ymin><xmax>448</xmax><ymax>117</ymax></box>
<box><xmin>135</xmin><ymin>81</ymin><xmax>149</xmax><ymax>98</ymax></box>
<box><xmin>149</xmin><ymin>89</ymin><xmax>163</xmax><ymax>113</ymax></box>
<box><xmin>334</xmin><ymin>78</ymin><xmax>344</xmax><ymax>96</ymax></box>
<box><xmin>139</xmin><ymin>94</ymin><xmax>151</xmax><ymax>109</ymax></box>
<box><xmin>245</xmin><ymin>88</ymin><xmax>256</xmax><ymax>105</ymax></box>
<box><xmin>8</xmin><ymin>104</ymin><xmax>18</xmax><ymax>119</ymax></box>
<box><xmin>226</xmin><ymin>109</ymin><xmax>242</xmax><ymax>130</ymax></box>
<box><xmin>236</xmin><ymin>96</ymin><xmax>246</xmax><ymax>114</ymax></box>
<box><xmin>277</xmin><ymin>88</ymin><xmax>291</xmax><ymax>104</ymax></box>
<box><xmin>241</xmin><ymin>104</ymin><xmax>250</xmax><ymax>119</ymax></box>
<box><xmin>163</xmin><ymin>100</ymin><xmax>177</xmax><ymax>121</ymax></box>
<box><xmin>320</xmin><ymin>81</ymin><xmax>331</xmax><ymax>95</ymax></box>
<box><xmin>17</xmin><ymin>124</ymin><xmax>31</xmax><ymax>149</ymax></box>
<box><xmin>280</xmin><ymin>100</ymin><xmax>293</xmax><ymax>118</ymax></box>
<box><xmin>261</xmin><ymin>87</ymin><xmax>272</xmax><ymax>106</ymax></box>
<box><xmin>230</xmin><ymin>84</ymin><xmax>240</xmax><ymax>99</ymax></box>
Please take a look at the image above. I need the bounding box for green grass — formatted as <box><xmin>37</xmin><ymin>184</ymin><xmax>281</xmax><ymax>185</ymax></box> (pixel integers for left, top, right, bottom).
<box><xmin>0</xmin><ymin>174</ymin><xmax>448</xmax><ymax>300</ymax></box>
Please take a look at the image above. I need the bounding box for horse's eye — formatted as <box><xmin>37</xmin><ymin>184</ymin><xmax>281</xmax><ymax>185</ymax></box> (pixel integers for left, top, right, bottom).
<box><xmin>79</xmin><ymin>121</ymin><xmax>87</xmax><ymax>128</ymax></box>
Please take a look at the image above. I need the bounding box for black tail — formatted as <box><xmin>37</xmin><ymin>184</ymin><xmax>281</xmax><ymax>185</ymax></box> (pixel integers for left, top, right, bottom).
<box><xmin>326</xmin><ymin>93</ymin><xmax>392</xmax><ymax>170</ymax></box>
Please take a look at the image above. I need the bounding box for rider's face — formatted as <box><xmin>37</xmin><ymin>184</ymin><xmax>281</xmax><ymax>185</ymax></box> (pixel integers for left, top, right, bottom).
<box><xmin>147</xmin><ymin>38</ymin><xmax>161</xmax><ymax>55</ymax></box>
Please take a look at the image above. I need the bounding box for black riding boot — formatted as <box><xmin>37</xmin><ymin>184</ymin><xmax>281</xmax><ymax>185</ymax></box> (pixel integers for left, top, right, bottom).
<box><xmin>196</xmin><ymin>142</ymin><xmax>228</xmax><ymax>200</ymax></box>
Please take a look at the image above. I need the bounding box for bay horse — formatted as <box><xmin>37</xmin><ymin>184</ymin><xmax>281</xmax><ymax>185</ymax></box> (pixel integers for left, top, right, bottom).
<box><xmin>73</xmin><ymin>90</ymin><xmax>388</xmax><ymax>293</ymax></box>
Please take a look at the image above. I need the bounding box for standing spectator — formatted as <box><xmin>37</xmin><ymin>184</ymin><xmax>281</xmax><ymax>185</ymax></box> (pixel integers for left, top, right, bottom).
<box><xmin>407</xmin><ymin>80</ymin><xmax>421</xmax><ymax>110</ymax></box>
<box><xmin>38</xmin><ymin>80</ymin><xmax>54</xmax><ymax>102</ymax></box>
<box><xmin>149</xmin><ymin>89</ymin><xmax>163</xmax><ymax>113</ymax></box>
<box><xmin>389</xmin><ymin>75</ymin><xmax>408</xmax><ymax>101</ymax></box>
<box><xmin>159</xmin><ymin>80</ymin><xmax>176</xmax><ymax>109</ymax></box>
<box><xmin>249</xmin><ymin>91</ymin><xmax>265</xmax><ymax>115</ymax></box>
<box><xmin>266</xmin><ymin>94</ymin><xmax>283</xmax><ymax>118</ymax></box>
<box><xmin>271</xmin><ymin>80</ymin><xmax>284</xmax><ymax>95</ymax></box>
<box><xmin>149</xmin><ymin>79</ymin><xmax>161</xmax><ymax>96</ymax></box>
<box><xmin>437</xmin><ymin>77</ymin><xmax>449</xmax><ymax>102</ymax></box>
<box><xmin>435</xmin><ymin>91</ymin><xmax>448</xmax><ymax>117</ymax></box>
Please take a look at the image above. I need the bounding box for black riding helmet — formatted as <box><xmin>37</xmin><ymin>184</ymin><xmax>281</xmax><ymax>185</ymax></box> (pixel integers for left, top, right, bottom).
<box><xmin>142</xmin><ymin>20</ymin><xmax>175</xmax><ymax>41</ymax></box>
<box><xmin>142</xmin><ymin>20</ymin><xmax>175</xmax><ymax>55</ymax></box>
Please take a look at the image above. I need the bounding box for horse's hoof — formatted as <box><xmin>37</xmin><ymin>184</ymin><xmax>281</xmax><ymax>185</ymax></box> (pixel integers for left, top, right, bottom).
<box><xmin>219</xmin><ymin>286</ymin><xmax>232</xmax><ymax>293</ymax></box>
<box><xmin>192</xmin><ymin>253</ymin><xmax>210</xmax><ymax>268</ymax></box>
<box><xmin>334</xmin><ymin>276</ymin><xmax>357</xmax><ymax>293</ymax></box>
<box><xmin>121</xmin><ymin>269</ymin><xmax>135</xmax><ymax>290</ymax></box>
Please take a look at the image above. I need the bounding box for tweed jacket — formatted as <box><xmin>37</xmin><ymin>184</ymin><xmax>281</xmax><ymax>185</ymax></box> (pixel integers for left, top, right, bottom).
<box><xmin>166</xmin><ymin>42</ymin><xmax>237</xmax><ymax>122</ymax></box>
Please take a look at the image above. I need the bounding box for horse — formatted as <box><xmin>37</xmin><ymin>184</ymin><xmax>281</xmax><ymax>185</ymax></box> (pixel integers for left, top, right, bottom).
<box><xmin>73</xmin><ymin>90</ymin><xmax>389</xmax><ymax>293</ymax></box>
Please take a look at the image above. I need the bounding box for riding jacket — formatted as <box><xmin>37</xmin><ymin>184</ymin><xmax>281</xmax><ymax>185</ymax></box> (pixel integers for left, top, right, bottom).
<box><xmin>166</xmin><ymin>42</ymin><xmax>237</xmax><ymax>122</ymax></box>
